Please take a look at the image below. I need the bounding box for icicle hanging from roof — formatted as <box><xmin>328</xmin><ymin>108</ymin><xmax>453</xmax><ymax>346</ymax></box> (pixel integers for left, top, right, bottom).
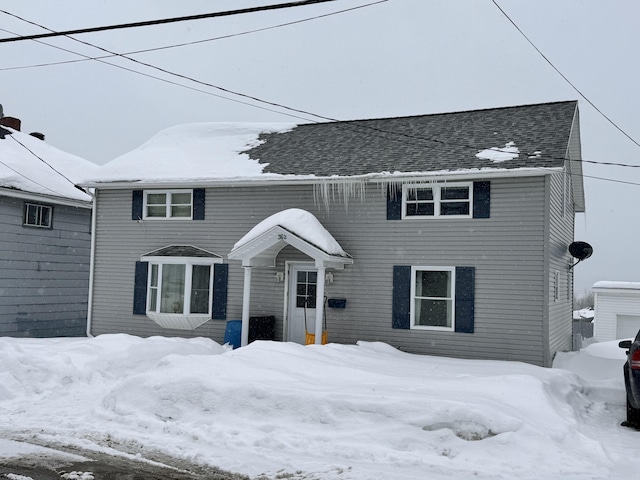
<box><xmin>313</xmin><ymin>178</ymin><xmax>367</xmax><ymax>212</ymax></box>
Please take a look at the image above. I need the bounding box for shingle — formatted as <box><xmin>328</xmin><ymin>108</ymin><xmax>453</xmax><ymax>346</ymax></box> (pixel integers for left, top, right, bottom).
<box><xmin>144</xmin><ymin>245</ymin><xmax>221</xmax><ymax>258</ymax></box>
<box><xmin>249</xmin><ymin>101</ymin><xmax>577</xmax><ymax>176</ymax></box>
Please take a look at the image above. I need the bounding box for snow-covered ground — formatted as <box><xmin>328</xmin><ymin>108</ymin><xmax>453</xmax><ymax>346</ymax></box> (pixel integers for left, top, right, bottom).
<box><xmin>0</xmin><ymin>334</ymin><xmax>637</xmax><ymax>480</ymax></box>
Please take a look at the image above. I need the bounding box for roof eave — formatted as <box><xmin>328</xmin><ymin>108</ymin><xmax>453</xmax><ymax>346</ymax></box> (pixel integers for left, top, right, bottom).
<box><xmin>81</xmin><ymin>167</ymin><xmax>561</xmax><ymax>190</ymax></box>
<box><xmin>0</xmin><ymin>186</ymin><xmax>93</xmax><ymax>209</ymax></box>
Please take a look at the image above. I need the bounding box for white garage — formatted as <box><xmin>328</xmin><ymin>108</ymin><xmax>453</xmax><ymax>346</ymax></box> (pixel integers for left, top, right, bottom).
<box><xmin>593</xmin><ymin>281</ymin><xmax>640</xmax><ymax>342</ymax></box>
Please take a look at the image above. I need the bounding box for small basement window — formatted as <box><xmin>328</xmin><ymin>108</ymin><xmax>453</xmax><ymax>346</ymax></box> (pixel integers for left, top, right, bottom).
<box><xmin>403</xmin><ymin>182</ymin><xmax>472</xmax><ymax>219</ymax></box>
<box><xmin>143</xmin><ymin>190</ymin><xmax>192</xmax><ymax>219</ymax></box>
<box><xmin>23</xmin><ymin>202</ymin><xmax>52</xmax><ymax>228</ymax></box>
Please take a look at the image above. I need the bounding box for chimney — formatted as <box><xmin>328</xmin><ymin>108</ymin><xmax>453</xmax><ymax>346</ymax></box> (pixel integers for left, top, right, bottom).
<box><xmin>0</xmin><ymin>116</ymin><xmax>21</xmax><ymax>131</ymax></box>
<box><xmin>30</xmin><ymin>132</ymin><xmax>45</xmax><ymax>141</ymax></box>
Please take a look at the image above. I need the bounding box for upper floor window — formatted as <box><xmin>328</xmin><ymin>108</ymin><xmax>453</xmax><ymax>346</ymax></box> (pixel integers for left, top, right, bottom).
<box><xmin>23</xmin><ymin>203</ymin><xmax>52</xmax><ymax>228</ymax></box>
<box><xmin>403</xmin><ymin>182</ymin><xmax>472</xmax><ymax>219</ymax></box>
<box><xmin>144</xmin><ymin>190</ymin><xmax>192</xmax><ymax>219</ymax></box>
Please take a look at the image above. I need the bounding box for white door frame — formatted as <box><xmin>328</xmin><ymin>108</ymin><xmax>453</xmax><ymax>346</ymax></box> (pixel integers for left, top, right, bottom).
<box><xmin>283</xmin><ymin>261</ymin><xmax>318</xmax><ymax>343</ymax></box>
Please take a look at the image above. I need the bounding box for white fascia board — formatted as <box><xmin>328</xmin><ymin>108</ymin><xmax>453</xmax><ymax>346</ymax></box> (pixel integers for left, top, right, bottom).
<box><xmin>0</xmin><ymin>187</ymin><xmax>93</xmax><ymax>208</ymax></box>
<box><xmin>141</xmin><ymin>255</ymin><xmax>222</xmax><ymax>264</ymax></box>
<box><xmin>80</xmin><ymin>167</ymin><xmax>560</xmax><ymax>190</ymax></box>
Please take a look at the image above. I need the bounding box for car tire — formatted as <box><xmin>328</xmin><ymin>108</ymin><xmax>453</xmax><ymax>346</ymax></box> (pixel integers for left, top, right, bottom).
<box><xmin>626</xmin><ymin>396</ymin><xmax>640</xmax><ymax>428</ymax></box>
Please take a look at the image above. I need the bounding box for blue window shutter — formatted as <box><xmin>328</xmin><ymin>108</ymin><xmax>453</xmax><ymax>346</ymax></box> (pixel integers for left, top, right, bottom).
<box><xmin>392</xmin><ymin>265</ymin><xmax>411</xmax><ymax>329</ymax></box>
<box><xmin>387</xmin><ymin>185</ymin><xmax>402</xmax><ymax>220</ymax></box>
<box><xmin>455</xmin><ymin>266</ymin><xmax>475</xmax><ymax>333</ymax></box>
<box><xmin>473</xmin><ymin>182</ymin><xmax>490</xmax><ymax>218</ymax></box>
<box><xmin>212</xmin><ymin>264</ymin><xmax>228</xmax><ymax>320</ymax></box>
<box><xmin>133</xmin><ymin>261</ymin><xmax>149</xmax><ymax>315</ymax></box>
<box><xmin>193</xmin><ymin>188</ymin><xmax>205</xmax><ymax>220</ymax></box>
<box><xmin>132</xmin><ymin>190</ymin><xmax>143</xmax><ymax>221</ymax></box>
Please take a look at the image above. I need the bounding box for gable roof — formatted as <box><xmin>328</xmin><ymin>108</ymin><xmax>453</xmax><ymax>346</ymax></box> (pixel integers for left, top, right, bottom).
<box><xmin>82</xmin><ymin>101</ymin><xmax>581</xmax><ymax>193</ymax></box>
<box><xmin>254</xmin><ymin>101</ymin><xmax>578</xmax><ymax>176</ymax></box>
<box><xmin>0</xmin><ymin>127</ymin><xmax>97</xmax><ymax>204</ymax></box>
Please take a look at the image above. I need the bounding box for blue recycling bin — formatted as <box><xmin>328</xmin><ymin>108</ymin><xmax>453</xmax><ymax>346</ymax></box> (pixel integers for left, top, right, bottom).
<box><xmin>223</xmin><ymin>320</ymin><xmax>242</xmax><ymax>349</ymax></box>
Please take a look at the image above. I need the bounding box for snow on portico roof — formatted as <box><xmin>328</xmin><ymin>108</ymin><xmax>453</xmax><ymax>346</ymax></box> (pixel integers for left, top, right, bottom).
<box><xmin>233</xmin><ymin>209</ymin><xmax>348</xmax><ymax>257</ymax></box>
<box><xmin>82</xmin><ymin>101</ymin><xmax>579</xmax><ymax>186</ymax></box>
<box><xmin>0</xmin><ymin>127</ymin><xmax>97</xmax><ymax>203</ymax></box>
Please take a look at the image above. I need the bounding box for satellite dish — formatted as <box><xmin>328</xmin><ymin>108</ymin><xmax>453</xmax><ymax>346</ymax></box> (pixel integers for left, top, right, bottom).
<box><xmin>569</xmin><ymin>241</ymin><xmax>593</xmax><ymax>261</ymax></box>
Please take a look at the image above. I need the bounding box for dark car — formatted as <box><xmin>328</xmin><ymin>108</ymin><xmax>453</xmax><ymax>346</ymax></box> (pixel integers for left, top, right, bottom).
<box><xmin>619</xmin><ymin>331</ymin><xmax>640</xmax><ymax>428</ymax></box>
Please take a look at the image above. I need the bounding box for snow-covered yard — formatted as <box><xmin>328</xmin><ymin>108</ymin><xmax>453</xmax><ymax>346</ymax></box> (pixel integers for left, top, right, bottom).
<box><xmin>0</xmin><ymin>334</ymin><xmax>637</xmax><ymax>479</ymax></box>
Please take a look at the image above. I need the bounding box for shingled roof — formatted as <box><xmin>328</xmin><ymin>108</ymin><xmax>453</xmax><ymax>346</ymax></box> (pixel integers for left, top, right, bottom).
<box><xmin>249</xmin><ymin>101</ymin><xmax>579</xmax><ymax>176</ymax></box>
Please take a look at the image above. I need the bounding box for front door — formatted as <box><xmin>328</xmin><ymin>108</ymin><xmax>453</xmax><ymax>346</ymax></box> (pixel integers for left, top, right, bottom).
<box><xmin>287</xmin><ymin>263</ymin><xmax>318</xmax><ymax>344</ymax></box>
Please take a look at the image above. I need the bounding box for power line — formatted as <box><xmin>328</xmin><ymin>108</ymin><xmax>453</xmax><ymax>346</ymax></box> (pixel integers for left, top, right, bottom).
<box><xmin>0</xmin><ymin>27</ymin><xmax>317</xmax><ymax>122</ymax></box>
<box><xmin>4</xmin><ymin>4</ymin><xmax>639</xmax><ymax>176</ymax></box>
<box><xmin>491</xmin><ymin>0</ymin><xmax>640</xmax><ymax>151</ymax></box>
<box><xmin>0</xmin><ymin>1</ymin><xmax>385</xmax><ymax>72</ymax></box>
<box><xmin>7</xmin><ymin>134</ymin><xmax>88</xmax><ymax>194</ymax></box>
<box><xmin>0</xmin><ymin>0</ymin><xmax>341</xmax><ymax>43</ymax></box>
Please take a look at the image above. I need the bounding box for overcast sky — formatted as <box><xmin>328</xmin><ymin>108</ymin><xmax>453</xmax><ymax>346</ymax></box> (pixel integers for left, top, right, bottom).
<box><xmin>1</xmin><ymin>0</ymin><xmax>638</xmax><ymax>295</ymax></box>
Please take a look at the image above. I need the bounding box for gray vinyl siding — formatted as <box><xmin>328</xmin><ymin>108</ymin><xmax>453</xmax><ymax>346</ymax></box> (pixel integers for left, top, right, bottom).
<box><xmin>0</xmin><ymin>195</ymin><xmax>91</xmax><ymax>337</ymax></box>
<box><xmin>91</xmin><ymin>176</ymin><xmax>550</xmax><ymax>365</ymax></box>
<box><xmin>544</xmin><ymin>170</ymin><xmax>576</xmax><ymax>365</ymax></box>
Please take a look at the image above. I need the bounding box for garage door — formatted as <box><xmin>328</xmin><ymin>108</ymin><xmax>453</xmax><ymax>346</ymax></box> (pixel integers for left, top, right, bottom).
<box><xmin>617</xmin><ymin>315</ymin><xmax>640</xmax><ymax>339</ymax></box>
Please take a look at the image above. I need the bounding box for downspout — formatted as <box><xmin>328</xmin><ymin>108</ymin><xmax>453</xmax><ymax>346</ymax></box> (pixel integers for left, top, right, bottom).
<box><xmin>86</xmin><ymin>190</ymin><xmax>97</xmax><ymax>337</ymax></box>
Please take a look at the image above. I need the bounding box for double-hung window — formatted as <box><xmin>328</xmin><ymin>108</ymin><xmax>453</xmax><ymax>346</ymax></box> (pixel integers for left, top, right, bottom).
<box><xmin>411</xmin><ymin>266</ymin><xmax>455</xmax><ymax>330</ymax></box>
<box><xmin>143</xmin><ymin>190</ymin><xmax>192</xmax><ymax>219</ymax></box>
<box><xmin>403</xmin><ymin>182</ymin><xmax>472</xmax><ymax>219</ymax></box>
<box><xmin>23</xmin><ymin>202</ymin><xmax>53</xmax><ymax>228</ymax></box>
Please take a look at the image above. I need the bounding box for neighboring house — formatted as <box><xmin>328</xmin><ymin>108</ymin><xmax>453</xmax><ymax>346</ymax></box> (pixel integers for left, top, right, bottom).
<box><xmin>593</xmin><ymin>282</ymin><xmax>640</xmax><ymax>341</ymax></box>
<box><xmin>81</xmin><ymin>101</ymin><xmax>584</xmax><ymax>367</ymax></box>
<box><xmin>0</xmin><ymin>110</ymin><xmax>97</xmax><ymax>337</ymax></box>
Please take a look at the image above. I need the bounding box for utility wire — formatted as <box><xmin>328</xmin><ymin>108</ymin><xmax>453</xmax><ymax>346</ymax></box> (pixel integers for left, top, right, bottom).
<box><xmin>4</xmin><ymin>1</ymin><xmax>636</xmax><ymax>170</ymax></box>
<box><xmin>491</xmin><ymin>0</ymin><xmax>640</xmax><ymax>151</ymax></box>
<box><xmin>0</xmin><ymin>0</ymin><xmax>341</xmax><ymax>43</ymax></box>
<box><xmin>7</xmin><ymin>134</ymin><xmax>89</xmax><ymax>194</ymax></box>
<box><xmin>0</xmin><ymin>138</ymin><xmax>71</xmax><ymax>198</ymax></box>
<box><xmin>0</xmin><ymin>1</ymin><xmax>385</xmax><ymax>72</ymax></box>
<box><xmin>0</xmin><ymin>27</ymin><xmax>316</xmax><ymax>122</ymax></box>
<box><xmin>3</xmin><ymin>4</ymin><xmax>639</xmax><ymax>180</ymax></box>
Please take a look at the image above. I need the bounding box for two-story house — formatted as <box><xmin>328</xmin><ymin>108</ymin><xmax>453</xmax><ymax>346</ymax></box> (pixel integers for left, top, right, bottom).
<box><xmin>0</xmin><ymin>110</ymin><xmax>97</xmax><ymax>337</ymax></box>
<box><xmin>81</xmin><ymin>101</ymin><xmax>584</xmax><ymax>366</ymax></box>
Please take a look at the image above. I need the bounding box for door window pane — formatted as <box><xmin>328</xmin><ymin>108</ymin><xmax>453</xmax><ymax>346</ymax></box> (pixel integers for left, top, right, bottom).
<box><xmin>296</xmin><ymin>270</ymin><xmax>317</xmax><ymax>308</ymax></box>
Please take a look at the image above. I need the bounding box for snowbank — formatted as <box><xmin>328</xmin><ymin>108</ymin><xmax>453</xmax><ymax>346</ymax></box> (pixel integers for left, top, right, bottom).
<box><xmin>0</xmin><ymin>335</ymin><xmax>636</xmax><ymax>479</ymax></box>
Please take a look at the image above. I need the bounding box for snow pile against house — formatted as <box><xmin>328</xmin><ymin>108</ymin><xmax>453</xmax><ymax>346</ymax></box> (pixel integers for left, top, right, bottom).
<box><xmin>0</xmin><ymin>127</ymin><xmax>97</xmax><ymax>202</ymax></box>
<box><xmin>0</xmin><ymin>335</ymin><xmax>635</xmax><ymax>480</ymax></box>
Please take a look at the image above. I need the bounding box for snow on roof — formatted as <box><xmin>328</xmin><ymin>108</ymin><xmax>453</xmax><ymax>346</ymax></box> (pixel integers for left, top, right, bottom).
<box><xmin>0</xmin><ymin>127</ymin><xmax>97</xmax><ymax>202</ymax></box>
<box><xmin>593</xmin><ymin>281</ymin><xmax>640</xmax><ymax>290</ymax></box>
<box><xmin>475</xmin><ymin>141</ymin><xmax>520</xmax><ymax>163</ymax></box>
<box><xmin>84</xmin><ymin>122</ymin><xmax>296</xmax><ymax>184</ymax></box>
<box><xmin>573</xmin><ymin>307</ymin><xmax>594</xmax><ymax>320</ymax></box>
<box><xmin>233</xmin><ymin>208</ymin><xmax>348</xmax><ymax>256</ymax></box>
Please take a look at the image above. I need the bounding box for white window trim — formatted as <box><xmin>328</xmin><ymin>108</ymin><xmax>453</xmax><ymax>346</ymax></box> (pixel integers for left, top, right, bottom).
<box><xmin>23</xmin><ymin>202</ymin><xmax>53</xmax><ymax>228</ymax></box>
<box><xmin>410</xmin><ymin>266</ymin><xmax>456</xmax><ymax>331</ymax></box>
<box><xmin>401</xmin><ymin>182</ymin><xmax>473</xmax><ymax>219</ymax></box>
<box><xmin>143</xmin><ymin>189</ymin><xmax>193</xmax><ymax>220</ymax></box>
<box><xmin>145</xmin><ymin>256</ymin><xmax>221</xmax><ymax>321</ymax></box>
